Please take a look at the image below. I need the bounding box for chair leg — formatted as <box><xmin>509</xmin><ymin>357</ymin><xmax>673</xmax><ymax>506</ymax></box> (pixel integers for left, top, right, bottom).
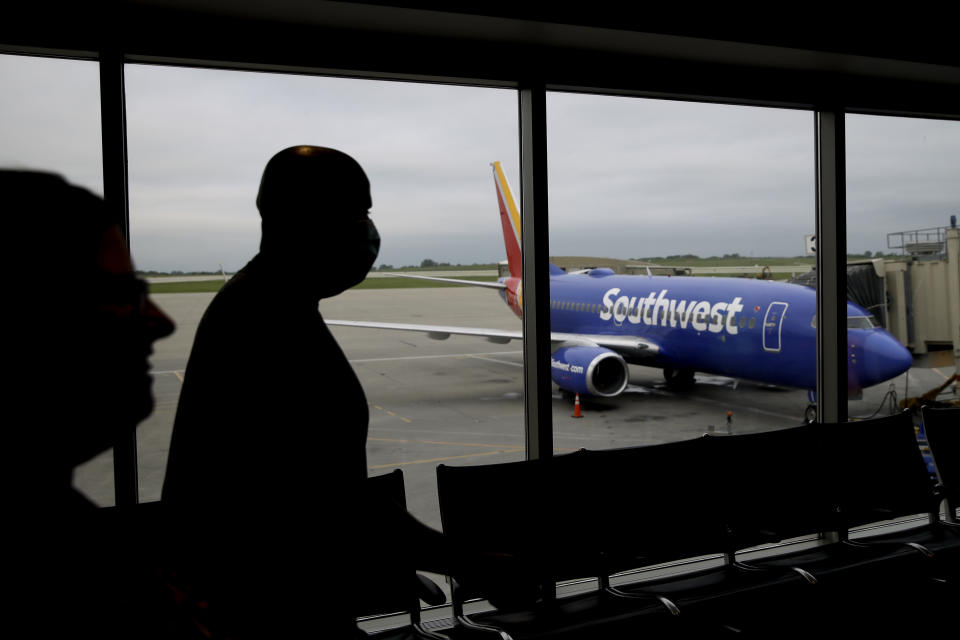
<box><xmin>733</xmin><ymin>559</ymin><xmax>819</xmax><ymax>585</ymax></box>
<box><xmin>603</xmin><ymin>585</ymin><xmax>681</xmax><ymax>616</ymax></box>
<box><xmin>450</xmin><ymin>580</ymin><xmax>514</xmax><ymax>640</ymax></box>
<box><xmin>455</xmin><ymin>615</ymin><xmax>514</xmax><ymax>640</ymax></box>
<box><xmin>843</xmin><ymin>538</ymin><xmax>935</xmax><ymax>558</ymax></box>
<box><xmin>413</xmin><ymin>623</ymin><xmax>452</xmax><ymax>640</ymax></box>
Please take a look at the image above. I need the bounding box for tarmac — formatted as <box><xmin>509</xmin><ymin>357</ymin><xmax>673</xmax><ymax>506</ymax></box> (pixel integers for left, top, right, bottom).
<box><xmin>73</xmin><ymin>286</ymin><xmax>956</xmax><ymax>532</ymax></box>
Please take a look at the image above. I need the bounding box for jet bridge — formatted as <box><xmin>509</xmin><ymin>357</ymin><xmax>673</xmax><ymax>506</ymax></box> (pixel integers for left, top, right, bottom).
<box><xmin>790</xmin><ymin>219</ymin><xmax>959</xmax><ymax>376</ymax></box>
<box><xmin>883</xmin><ymin>221</ymin><xmax>960</xmax><ymax>373</ymax></box>
<box><xmin>882</xmin><ymin>222</ymin><xmax>960</xmax><ymax>366</ymax></box>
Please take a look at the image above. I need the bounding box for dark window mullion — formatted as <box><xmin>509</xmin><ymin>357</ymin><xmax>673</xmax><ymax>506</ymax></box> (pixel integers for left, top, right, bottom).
<box><xmin>519</xmin><ymin>84</ymin><xmax>553</xmax><ymax>461</ymax></box>
<box><xmin>99</xmin><ymin>51</ymin><xmax>138</xmax><ymax>506</ymax></box>
<box><xmin>815</xmin><ymin>110</ymin><xmax>848</xmax><ymax>424</ymax></box>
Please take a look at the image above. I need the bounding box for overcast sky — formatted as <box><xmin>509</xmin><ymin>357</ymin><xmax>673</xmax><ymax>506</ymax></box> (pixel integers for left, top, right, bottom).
<box><xmin>3</xmin><ymin>54</ymin><xmax>958</xmax><ymax>272</ymax></box>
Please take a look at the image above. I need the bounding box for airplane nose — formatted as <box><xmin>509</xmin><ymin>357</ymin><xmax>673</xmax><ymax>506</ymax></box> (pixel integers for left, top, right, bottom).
<box><xmin>852</xmin><ymin>331</ymin><xmax>913</xmax><ymax>388</ymax></box>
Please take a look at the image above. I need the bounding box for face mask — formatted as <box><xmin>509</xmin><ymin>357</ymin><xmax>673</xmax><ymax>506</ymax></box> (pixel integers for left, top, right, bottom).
<box><xmin>364</xmin><ymin>220</ymin><xmax>381</xmax><ymax>267</ymax></box>
<box><xmin>350</xmin><ymin>219</ymin><xmax>380</xmax><ymax>282</ymax></box>
<box><xmin>319</xmin><ymin>219</ymin><xmax>380</xmax><ymax>298</ymax></box>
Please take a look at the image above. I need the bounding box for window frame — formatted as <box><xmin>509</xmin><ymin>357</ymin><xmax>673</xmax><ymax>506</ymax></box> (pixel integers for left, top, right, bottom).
<box><xmin>3</xmin><ymin>32</ymin><xmax>951</xmax><ymax>502</ymax></box>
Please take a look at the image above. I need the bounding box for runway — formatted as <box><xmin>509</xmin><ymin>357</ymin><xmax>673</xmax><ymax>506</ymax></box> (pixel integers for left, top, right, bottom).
<box><xmin>74</xmin><ymin>286</ymin><xmax>955</xmax><ymax>532</ymax></box>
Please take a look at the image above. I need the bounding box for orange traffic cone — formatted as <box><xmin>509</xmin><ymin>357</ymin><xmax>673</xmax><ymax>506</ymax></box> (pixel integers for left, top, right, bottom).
<box><xmin>573</xmin><ymin>393</ymin><xmax>583</xmax><ymax>418</ymax></box>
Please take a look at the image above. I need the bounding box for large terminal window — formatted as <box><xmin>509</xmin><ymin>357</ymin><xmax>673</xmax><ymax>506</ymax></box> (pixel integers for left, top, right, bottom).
<box><xmin>124</xmin><ymin>63</ymin><xmax>519</xmax><ymax>527</ymax></box>
<box><xmin>0</xmin><ymin>53</ymin><xmax>110</xmax><ymax>502</ymax></box>
<box><xmin>845</xmin><ymin>115</ymin><xmax>960</xmax><ymax>423</ymax></box>
<box><xmin>546</xmin><ymin>92</ymin><xmax>818</xmax><ymax>447</ymax></box>
<box><xmin>8</xmin><ymin>48</ymin><xmax>951</xmax><ymax>533</ymax></box>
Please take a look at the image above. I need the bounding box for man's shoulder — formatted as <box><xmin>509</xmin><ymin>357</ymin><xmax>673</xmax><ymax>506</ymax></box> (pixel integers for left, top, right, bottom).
<box><xmin>202</xmin><ymin>260</ymin><xmax>269</xmax><ymax>312</ymax></box>
<box><xmin>193</xmin><ymin>258</ymin><xmax>311</xmax><ymax>347</ymax></box>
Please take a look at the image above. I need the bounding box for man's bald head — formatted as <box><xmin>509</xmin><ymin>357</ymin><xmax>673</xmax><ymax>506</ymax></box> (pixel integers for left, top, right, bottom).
<box><xmin>256</xmin><ymin>146</ymin><xmax>371</xmax><ymax>222</ymax></box>
<box><xmin>254</xmin><ymin>146</ymin><xmax>380</xmax><ymax>297</ymax></box>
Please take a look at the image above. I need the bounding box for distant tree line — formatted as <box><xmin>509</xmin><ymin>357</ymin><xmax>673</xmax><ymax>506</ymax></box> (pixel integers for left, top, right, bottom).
<box><xmin>376</xmin><ymin>259</ymin><xmax>498</xmax><ymax>271</ymax></box>
<box><xmin>136</xmin><ymin>269</ymin><xmax>228</xmax><ymax>276</ymax></box>
<box><xmin>636</xmin><ymin>251</ymin><xmax>888</xmax><ymax>261</ymax></box>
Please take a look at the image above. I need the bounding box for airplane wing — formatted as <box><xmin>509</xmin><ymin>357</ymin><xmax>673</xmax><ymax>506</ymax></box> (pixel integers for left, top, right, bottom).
<box><xmin>326</xmin><ymin>320</ymin><xmax>661</xmax><ymax>358</ymax></box>
<box><xmin>552</xmin><ymin>332</ymin><xmax>661</xmax><ymax>359</ymax></box>
<box><xmin>327</xmin><ymin>320</ymin><xmax>520</xmax><ymax>344</ymax></box>
<box><xmin>379</xmin><ymin>272</ymin><xmax>506</xmax><ymax>290</ymax></box>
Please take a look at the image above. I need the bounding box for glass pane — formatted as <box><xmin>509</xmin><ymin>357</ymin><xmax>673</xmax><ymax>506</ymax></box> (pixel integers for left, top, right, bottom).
<box><xmin>0</xmin><ymin>54</ymin><xmax>103</xmax><ymax>191</ymax></box>
<box><xmin>0</xmin><ymin>54</ymin><xmax>110</xmax><ymax>503</ymax></box>
<box><xmin>846</xmin><ymin>114</ymin><xmax>960</xmax><ymax>479</ymax></box>
<box><xmin>547</xmin><ymin>93</ymin><xmax>818</xmax><ymax>448</ymax></box>
<box><xmin>125</xmin><ymin>65</ymin><xmax>520</xmax><ymax>531</ymax></box>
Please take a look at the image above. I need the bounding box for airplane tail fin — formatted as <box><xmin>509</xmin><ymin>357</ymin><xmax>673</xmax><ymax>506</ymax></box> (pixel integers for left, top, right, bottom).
<box><xmin>492</xmin><ymin>161</ymin><xmax>523</xmax><ymax>279</ymax></box>
<box><xmin>492</xmin><ymin>162</ymin><xmax>565</xmax><ymax>278</ymax></box>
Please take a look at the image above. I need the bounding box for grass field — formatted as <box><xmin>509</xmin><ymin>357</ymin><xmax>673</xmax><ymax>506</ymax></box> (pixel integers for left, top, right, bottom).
<box><xmin>148</xmin><ymin>280</ymin><xmax>228</xmax><ymax>294</ymax></box>
<box><xmin>147</xmin><ymin>274</ymin><xmax>500</xmax><ymax>294</ymax></box>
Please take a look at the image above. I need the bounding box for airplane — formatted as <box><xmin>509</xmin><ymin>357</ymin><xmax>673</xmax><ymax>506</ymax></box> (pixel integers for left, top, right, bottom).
<box><xmin>327</xmin><ymin>162</ymin><xmax>914</xmax><ymax>419</ymax></box>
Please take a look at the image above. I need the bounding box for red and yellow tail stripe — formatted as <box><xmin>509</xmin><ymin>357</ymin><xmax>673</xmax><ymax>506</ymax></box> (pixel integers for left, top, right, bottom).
<box><xmin>492</xmin><ymin>161</ymin><xmax>522</xmax><ymax>279</ymax></box>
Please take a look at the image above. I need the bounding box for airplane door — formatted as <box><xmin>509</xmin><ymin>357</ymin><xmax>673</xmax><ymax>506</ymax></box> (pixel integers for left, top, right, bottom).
<box><xmin>762</xmin><ymin>302</ymin><xmax>788</xmax><ymax>352</ymax></box>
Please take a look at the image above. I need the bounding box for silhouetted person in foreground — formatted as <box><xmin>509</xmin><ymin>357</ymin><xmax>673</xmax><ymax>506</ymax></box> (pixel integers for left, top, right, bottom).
<box><xmin>5</xmin><ymin>169</ymin><xmax>176</xmax><ymax>636</ymax></box>
<box><xmin>164</xmin><ymin>146</ymin><xmax>445</xmax><ymax>637</ymax></box>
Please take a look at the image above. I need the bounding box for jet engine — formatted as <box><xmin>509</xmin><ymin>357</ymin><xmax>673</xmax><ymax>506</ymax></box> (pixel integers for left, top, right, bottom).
<box><xmin>550</xmin><ymin>346</ymin><xmax>629</xmax><ymax>397</ymax></box>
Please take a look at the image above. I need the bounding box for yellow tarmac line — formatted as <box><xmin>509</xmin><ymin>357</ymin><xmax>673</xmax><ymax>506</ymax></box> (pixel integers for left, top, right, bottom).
<box><xmin>369</xmin><ymin>448</ymin><xmax>524</xmax><ymax>469</ymax></box>
<box><xmin>370</xmin><ymin>404</ymin><xmax>413</xmax><ymax>424</ymax></box>
<box><xmin>369</xmin><ymin>437</ymin><xmax>518</xmax><ymax>449</ymax></box>
<box><xmin>368</xmin><ymin>436</ymin><xmax>577</xmax><ymax>457</ymax></box>
<box><xmin>152</xmin><ymin>369</ymin><xmax>185</xmax><ymax>382</ymax></box>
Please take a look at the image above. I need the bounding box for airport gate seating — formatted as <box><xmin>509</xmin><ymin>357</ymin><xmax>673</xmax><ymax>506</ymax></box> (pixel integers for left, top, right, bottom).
<box><xmin>923</xmin><ymin>406</ymin><xmax>960</xmax><ymax>522</ymax></box>
<box><xmin>424</xmin><ymin>410</ymin><xmax>959</xmax><ymax>639</ymax></box>
<box><xmin>356</xmin><ymin>469</ymin><xmax>449</xmax><ymax>640</ymax></box>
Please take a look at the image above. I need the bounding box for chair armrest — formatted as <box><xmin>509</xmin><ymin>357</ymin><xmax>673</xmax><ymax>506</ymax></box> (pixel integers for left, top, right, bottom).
<box><xmin>416</xmin><ymin>574</ymin><xmax>446</xmax><ymax>606</ymax></box>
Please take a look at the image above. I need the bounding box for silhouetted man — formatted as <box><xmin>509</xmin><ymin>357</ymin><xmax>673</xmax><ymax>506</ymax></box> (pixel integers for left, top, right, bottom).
<box><xmin>163</xmin><ymin>146</ymin><xmax>383</xmax><ymax>637</ymax></box>
<box><xmin>5</xmin><ymin>170</ymin><xmax>176</xmax><ymax>636</ymax></box>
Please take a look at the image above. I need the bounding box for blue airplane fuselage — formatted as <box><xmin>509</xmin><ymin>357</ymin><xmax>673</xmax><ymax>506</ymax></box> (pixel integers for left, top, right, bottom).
<box><xmin>499</xmin><ymin>269</ymin><xmax>913</xmax><ymax>392</ymax></box>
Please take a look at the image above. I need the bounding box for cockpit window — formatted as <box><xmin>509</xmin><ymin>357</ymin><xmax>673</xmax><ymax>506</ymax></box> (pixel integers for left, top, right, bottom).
<box><xmin>811</xmin><ymin>315</ymin><xmax>877</xmax><ymax>329</ymax></box>
<box><xmin>847</xmin><ymin>316</ymin><xmax>876</xmax><ymax>329</ymax></box>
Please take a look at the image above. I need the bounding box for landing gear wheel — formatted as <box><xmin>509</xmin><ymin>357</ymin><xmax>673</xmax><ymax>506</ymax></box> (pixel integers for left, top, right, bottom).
<box><xmin>663</xmin><ymin>367</ymin><xmax>696</xmax><ymax>391</ymax></box>
<box><xmin>804</xmin><ymin>404</ymin><xmax>818</xmax><ymax>423</ymax></box>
